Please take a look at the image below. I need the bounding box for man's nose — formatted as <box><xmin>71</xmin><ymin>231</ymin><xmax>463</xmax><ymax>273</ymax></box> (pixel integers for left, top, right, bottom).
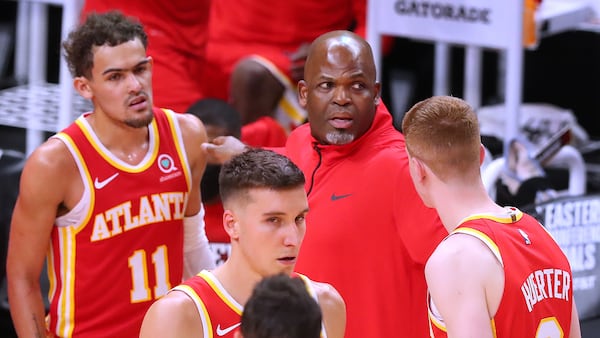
<box><xmin>282</xmin><ymin>223</ymin><xmax>300</xmax><ymax>247</ymax></box>
<box><xmin>332</xmin><ymin>86</ymin><xmax>351</xmax><ymax>105</ymax></box>
<box><xmin>127</xmin><ymin>72</ymin><xmax>142</xmax><ymax>92</ymax></box>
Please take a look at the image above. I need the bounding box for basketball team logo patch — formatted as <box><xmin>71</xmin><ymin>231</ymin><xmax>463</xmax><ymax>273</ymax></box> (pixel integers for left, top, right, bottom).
<box><xmin>158</xmin><ymin>154</ymin><xmax>178</xmax><ymax>173</ymax></box>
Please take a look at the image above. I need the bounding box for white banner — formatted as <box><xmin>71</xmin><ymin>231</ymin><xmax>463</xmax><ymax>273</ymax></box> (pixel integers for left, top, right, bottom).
<box><xmin>524</xmin><ymin>194</ymin><xmax>600</xmax><ymax>320</ymax></box>
<box><xmin>369</xmin><ymin>0</ymin><xmax>522</xmax><ymax>48</ymax></box>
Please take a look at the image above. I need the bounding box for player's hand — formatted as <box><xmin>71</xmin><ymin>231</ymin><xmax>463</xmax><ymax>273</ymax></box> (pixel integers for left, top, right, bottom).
<box><xmin>201</xmin><ymin>136</ymin><xmax>247</xmax><ymax>164</ymax></box>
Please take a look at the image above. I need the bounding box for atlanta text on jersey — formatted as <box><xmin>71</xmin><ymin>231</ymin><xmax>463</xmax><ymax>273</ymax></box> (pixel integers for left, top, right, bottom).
<box><xmin>90</xmin><ymin>192</ymin><xmax>187</xmax><ymax>241</ymax></box>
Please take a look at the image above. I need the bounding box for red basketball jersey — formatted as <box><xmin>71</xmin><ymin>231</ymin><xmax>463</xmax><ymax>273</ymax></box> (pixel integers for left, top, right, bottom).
<box><xmin>47</xmin><ymin>108</ymin><xmax>191</xmax><ymax>337</ymax></box>
<box><xmin>174</xmin><ymin>271</ymin><xmax>327</xmax><ymax>337</ymax></box>
<box><xmin>173</xmin><ymin>270</ymin><xmax>244</xmax><ymax>337</ymax></box>
<box><xmin>429</xmin><ymin>208</ymin><xmax>574</xmax><ymax>338</ymax></box>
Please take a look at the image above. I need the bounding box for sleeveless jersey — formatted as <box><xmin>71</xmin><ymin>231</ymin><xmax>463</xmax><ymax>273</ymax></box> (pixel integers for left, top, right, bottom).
<box><xmin>47</xmin><ymin>108</ymin><xmax>191</xmax><ymax>337</ymax></box>
<box><xmin>173</xmin><ymin>270</ymin><xmax>327</xmax><ymax>337</ymax></box>
<box><xmin>428</xmin><ymin>207</ymin><xmax>574</xmax><ymax>338</ymax></box>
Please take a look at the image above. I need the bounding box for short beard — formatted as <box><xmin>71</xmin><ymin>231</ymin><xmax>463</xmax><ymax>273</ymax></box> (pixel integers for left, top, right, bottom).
<box><xmin>125</xmin><ymin>110</ymin><xmax>154</xmax><ymax>128</ymax></box>
<box><xmin>325</xmin><ymin>130</ymin><xmax>354</xmax><ymax>145</ymax></box>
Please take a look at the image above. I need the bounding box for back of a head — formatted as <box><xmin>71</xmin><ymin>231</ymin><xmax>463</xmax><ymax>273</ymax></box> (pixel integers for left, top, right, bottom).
<box><xmin>402</xmin><ymin>96</ymin><xmax>481</xmax><ymax>181</ymax></box>
<box><xmin>63</xmin><ymin>10</ymin><xmax>148</xmax><ymax>78</ymax></box>
<box><xmin>187</xmin><ymin>98</ymin><xmax>242</xmax><ymax>138</ymax></box>
<box><xmin>219</xmin><ymin>149</ymin><xmax>305</xmax><ymax>205</ymax></box>
<box><xmin>241</xmin><ymin>274</ymin><xmax>322</xmax><ymax>338</ymax></box>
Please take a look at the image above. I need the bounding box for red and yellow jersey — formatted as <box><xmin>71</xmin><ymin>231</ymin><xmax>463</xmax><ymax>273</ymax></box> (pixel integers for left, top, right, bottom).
<box><xmin>173</xmin><ymin>270</ymin><xmax>243</xmax><ymax>337</ymax></box>
<box><xmin>47</xmin><ymin>108</ymin><xmax>191</xmax><ymax>337</ymax></box>
<box><xmin>429</xmin><ymin>208</ymin><xmax>574</xmax><ymax>338</ymax></box>
<box><xmin>289</xmin><ymin>103</ymin><xmax>447</xmax><ymax>338</ymax></box>
<box><xmin>174</xmin><ymin>271</ymin><xmax>327</xmax><ymax>337</ymax></box>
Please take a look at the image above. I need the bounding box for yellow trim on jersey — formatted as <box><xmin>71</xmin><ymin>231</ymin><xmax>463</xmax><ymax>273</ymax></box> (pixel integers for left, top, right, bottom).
<box><xmin>55</xmin><ymin>225</ymin><xmax>77</xmax><ymax>337</ymax></box>
<box><xmin>428</xmin><ymin>306</ymin><xmax>498</xmax><ymax>338</ymax></box>
<box><xmin>199</xmin><ymin>270</ymin><xmax>243</xmax><ymax>315</ymax></box>
<box><xmin>249</xmin><ymin>55</ymin><xmax>306</xmax><ymax>126</ymax></box>
<box><xmin>162</xmin><ymin>109</ymin><xmax>192</xmax><ymax>193</ymax></box>
<box><xmin>174</xmin><ymin>284</ymin><xmax>214</xmax><ymax>338</ymax></box>
<box><xmin>279</xmin><ymin>95</ymin><xmax>304</xmax><ymax>125</ymax></box>
<box><xmin>451</xmin><ymin>227</ymin><xmax>503</xmax><ymax>266</ymax></box>
<box><xmin>74</xmin><ymin>116</ymin><xmax>159</xmax><ymax>173</ymax></box>
<box><xmin>296</xmin><ymin>273</ymin><xmax>312</xmax><ymax>295</ymax></box>
<box><xmin>428</xmin><ymin>308</ymin><xmax>447</xmax><ymax>333</ymax></box>
<box><xmin>460</xmin><ymin>208</ymin><xmax>523</xmax><ymax>224</ymax></box>
<box><xmin>46</xmin><ymin>132</ymin><xmax>96</xmax><ymax>337</ymax></box>
<box><xmin>295</xmin><ymin>273</ymin><xmax>328</xmax><ymax>338</ymax></box>
<box><xmin>54</xmin><ymin>132</ymin><xmax>95</xmax><ymax>234</ymax></box>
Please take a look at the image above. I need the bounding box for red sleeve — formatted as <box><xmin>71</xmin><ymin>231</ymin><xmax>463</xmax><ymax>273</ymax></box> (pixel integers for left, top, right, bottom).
<box><xmin>241</xmin><ymin>117</ymin><xmax>287</xmax><ymax>148</ymax></box>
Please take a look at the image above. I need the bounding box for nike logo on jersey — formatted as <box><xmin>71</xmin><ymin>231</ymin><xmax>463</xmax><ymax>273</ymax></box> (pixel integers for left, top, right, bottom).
<box><xmin>331</xmin><ymin>193</ymin><xmax>352</xmax><ymax>201</ymax></box>
<box><xmin>216</xmin><ymin>323</ymin><xmax>241</xmax><ymax>336</ymax></box>
<box><xmin>94</xmin><ymin>173</ymin><xmax>119</xmax><ymax>189</ymax></box>
<box><xmin>518</xmin><ymin>229</ymin><xmax>531</xmax><ymax>245</ymax></box>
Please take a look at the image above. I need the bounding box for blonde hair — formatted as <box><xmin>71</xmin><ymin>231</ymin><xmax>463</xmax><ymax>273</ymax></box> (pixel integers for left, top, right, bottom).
<box><xmin>402</xmin><ymin>96</ymin><xmax>481</xmax><ymax>182</ymax></box>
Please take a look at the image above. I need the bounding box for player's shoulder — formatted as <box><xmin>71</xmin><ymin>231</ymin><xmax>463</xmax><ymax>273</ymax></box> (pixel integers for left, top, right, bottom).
<box><xmin>427</xmin><ymin>230</ymin><xmax>500</xmax><ymax>278</ymax></box>
<box><xmin>309</xmin><ymin>280</ymin><xmax>345</xmax><ymax>312</ymax></box>
<box><xmin>141</xmin><ymin>289</ymin><xmax>201</xmax><ymax>337</ymax></box>
<box><xmin>24</xmin><ymin>137</ymin><xmax>74</xmax><ymax>175</ymax></box>
<box><xmin>173</xmin><ymin>111</ymin><xmax>207</xmax><ymax>141</ymax></box>
<box><xmin>151</xmin><ymin>288</ymin><xmax>197</xmax><ymax>311</ymax></box>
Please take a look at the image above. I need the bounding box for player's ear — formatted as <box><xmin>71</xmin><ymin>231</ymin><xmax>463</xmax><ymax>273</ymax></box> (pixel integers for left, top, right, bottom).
<box><xmin>410</xmin><ymin>156</ymin><xmax>427</xmax><ymax>182</ymax></box>
<box><xmin>223</xmin><ymin>209</ymin><xmax>239</xmax><ymax>240</ymax></box>
<box><xmin>297</xmin><ymin>80</ymin><xmax>308</xmax><ymax>108</ymax></box>
<box><xmin>373</xmin><ymin>82</ymin><xmax>382</xmax><ymax>105</ymax></box>
<box><xmin>479</xmin><ymin>144</ymin><xmax>486</xmax><ymax>166</ymax></box>
<box><xmin>233</xmin><ymin>331</ymin><xmax>243</xmax><ymax>338</ymax></box>
<box><xmin>147</xmin><ymin>56</ymin><xmax>154</xmax><ymax>70</ymax></box>
<box><xmin>73</xmin><ymin>76</ymin><xmax>92</xmax><ymax>100</ymax></box>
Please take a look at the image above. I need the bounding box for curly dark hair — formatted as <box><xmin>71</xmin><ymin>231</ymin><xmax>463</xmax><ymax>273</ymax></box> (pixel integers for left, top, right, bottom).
<box><xmin>62</xmin><ymin>10</ymin><xmax>148</xmax><ymax>78</ymax></box>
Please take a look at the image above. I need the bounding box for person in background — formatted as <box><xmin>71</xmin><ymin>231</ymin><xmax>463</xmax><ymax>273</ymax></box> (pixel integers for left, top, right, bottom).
<box><xmin>203</xmin><ymin>0</ymin><xmax>393</xmax><ymax>146</ymax></box>
<box><xmin>6</xmin><ymin>12</ymin><xmax>214</xmax><ymax>337</ymax></box>
<box><xmin>140</xmin><ymin>149</ymin><xmax>346</xmax><ymax>338</ymax></box>
<box><xmin>81</xmin><ymin>0</ymin><xmax>211</xmax><ymax>113</ymax></box>
<box><xmin>234</xmin><ymin>274</ymin><xmax>322</xmax><ymax>338</ymax></box>
<box><xmin>203</xmin><ymin>30</ymin><xmax>446</xmax><ymax>338</ymax></box>
<box><xmin>402</xmin><ymin>95</ymin><xmax>581</xmax><ymax>338</ymax></box>
<box><xmin>187</xmin><ymin>98</ymin><xmax>242</xmax><ymax>266</ymax></box>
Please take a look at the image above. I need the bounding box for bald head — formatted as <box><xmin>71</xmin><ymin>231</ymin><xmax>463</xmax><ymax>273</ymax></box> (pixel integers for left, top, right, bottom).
<box><xmin>298</xmin><ymin>30</ymin><xmax>381</xmax><ymax>145</ymax></box>
<box><xmin>304</xmin><ymin>30</ymin><xmax>377</xmax><ymax>81</ymax></box>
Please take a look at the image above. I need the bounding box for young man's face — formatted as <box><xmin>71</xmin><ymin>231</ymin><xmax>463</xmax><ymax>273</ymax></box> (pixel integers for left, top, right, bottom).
<box><xmin>81</xmin><ymin>38</ymin><xmax>154</xmax><ymax>128</ymax></box>
<box><xmin>230</xmin><ymin>186</ymin><xmax>308</xmax><ymax>277</ymax></box>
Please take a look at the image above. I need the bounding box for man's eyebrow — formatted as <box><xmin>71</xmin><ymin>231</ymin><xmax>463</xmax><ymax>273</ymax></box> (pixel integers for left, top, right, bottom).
<box><xmin>101</xmin><ymin>58</ymin><xmax>151</xmax><ymax>76</ymax></box>
<box><xmin>318</xmin><ymin>71</ymin><xmax>365</xmax><ymax>80</ymax></box>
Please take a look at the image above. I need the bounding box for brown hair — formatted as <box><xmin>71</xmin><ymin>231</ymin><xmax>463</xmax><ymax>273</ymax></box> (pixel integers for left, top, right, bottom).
<box><xmin>219</xmin><ymin>149</ymin><xmax>305</xmax><ymax>205</ymax></box>
<box><xmin>63</xmin><ymin>10</ymin><xmax>148</xmax><ymax>78</ymax></box>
